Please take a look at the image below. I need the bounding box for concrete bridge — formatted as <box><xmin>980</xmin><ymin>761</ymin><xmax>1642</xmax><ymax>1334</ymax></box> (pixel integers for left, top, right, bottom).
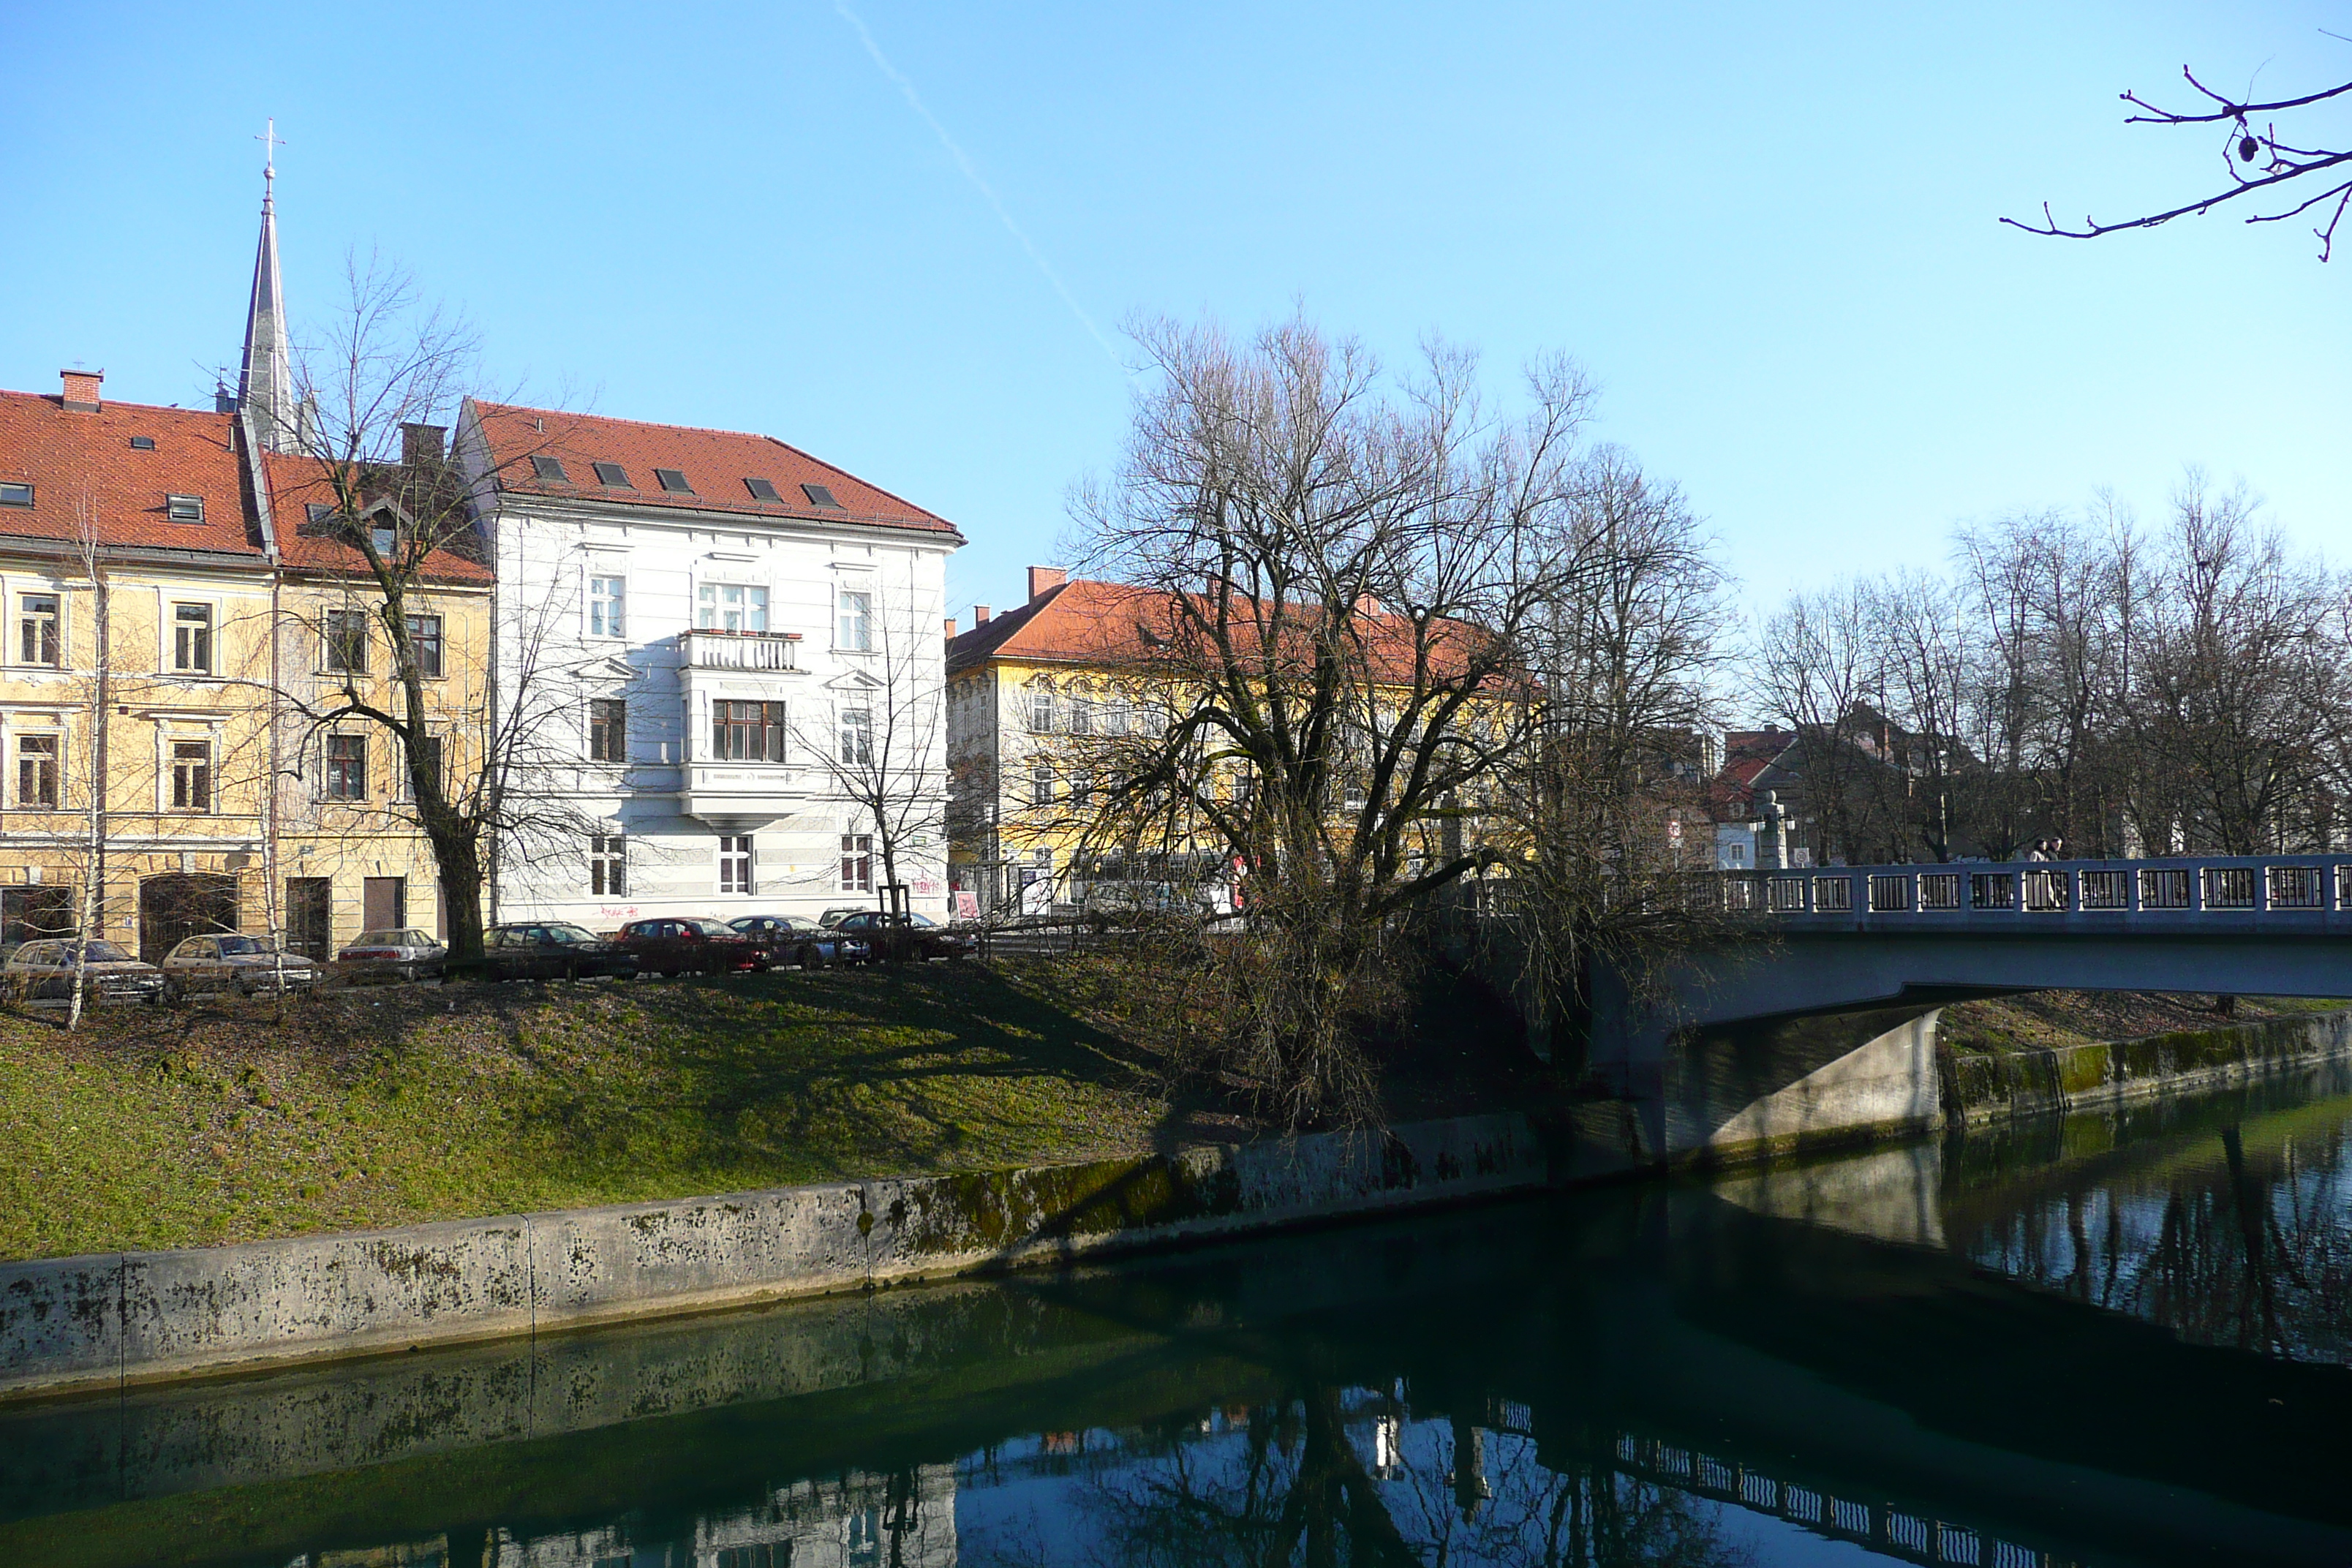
<box><xmin>1556</xmin><ymin>854</ymin><xmax>2352</xmax><ymax>1169</ymax></box>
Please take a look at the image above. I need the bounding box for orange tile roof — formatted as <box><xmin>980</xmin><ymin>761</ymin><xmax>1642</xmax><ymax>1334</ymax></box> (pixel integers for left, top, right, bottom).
<box><xmin>471</xmin><ymin>402</ymin><xmax>961</xmax><ymax>539</ymax></box>
<box><xmin>261</xmin><ymin>453</ymin><xmax>493</xmax><ymax>585</ymax></box>
<box><xmin>0</xmin><ymin>390</ymin><xmax>264</xmax><ymax>558</ymax></box>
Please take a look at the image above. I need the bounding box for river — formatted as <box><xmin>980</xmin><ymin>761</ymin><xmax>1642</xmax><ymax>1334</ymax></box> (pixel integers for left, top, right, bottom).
<box><xmin>9</xmin><ymin>1063</ymin><xmax>2352</xmax><ymax>1568</ymax></box>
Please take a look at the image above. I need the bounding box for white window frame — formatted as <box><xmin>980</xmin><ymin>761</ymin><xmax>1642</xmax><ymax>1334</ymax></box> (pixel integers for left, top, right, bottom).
<box><xmin>838</xmin><ymin>706</ymin><xmax>874</xmax><ymax>768</ymax></box>
<box><xmin>1025</xmin><ymin>677</ymin><xmax>1055</xmax><ymax>734</ymax></box>
<box><xmin>15</xmin><ymin>590</ymin><xmax>63</xmax><ymax>669</ymax></box>
<box><xmin>589</xmin><ymin>831</ymin><xmax>627</xmax><ymax>897</ymax></box>
<box><xmin>14</xmin><ymin>730</ymin><xmax>61</xmax><ymax>807</ymax></box>
<box><xmin>586</xmin><ymin>572</ymin><xmax>627</xmax><ymax>640</ymax></box>
<box><xmin>840</xmin><ymin>832</ymin><xmax>873</xmax><ymax>893</ymax></box>
<box><xmin>836</xmin><ymin>582</ymin><xmax>875</xmax><ymax>652</ymax></box>
<box><xmin>718</xmin><ymin>834</ymin><xmax>755</xmax><ymax>895</ymax></box>
<box><xmin>696</xmin><ymin>580</ymin><xmax>771</xmax><ymax>634</ymax></box>
<box><xmin>169</xmin><ymin>735</ymin><xmax>213</xmax><ymax>813</ymax></box>
<box><xmin>168</xmin><ymin>598</ymin><xmax>218</xmax><ymax>676</ymax></box>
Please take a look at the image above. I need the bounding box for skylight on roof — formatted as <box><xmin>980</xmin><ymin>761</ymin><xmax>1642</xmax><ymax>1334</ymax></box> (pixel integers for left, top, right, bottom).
<box><xmin>165</xmin><ymin>494</ymin><xmax>204</xmax><ymax>523</ymax></box>
<box><xmin>306</xmin><ymin>503</ymin><xmax>332</xmax><ymax>524</ymax></box>
<box><xmin>0</xmin><ymin>483</ymin><xmax>31</xmax><ymax>508</ymax></box>
<box><xmin>592</xmin><ymin>462</ymin><xmax>633</xmax><ymax>488</ymax></box>
<box><xmin>129</xmin><ymin>436</ymin><xmax>156</xmax><ymax>451</ymax></box>
<box><xmin>801</xmin><ymin>483</ymin><xmax>843</xmax><ymax>509</ymax></box>
<box><xmin>744</xmin><ymin>478</ymin><xmax>780</xmax><ymax>502</ymax></box>
<box><xmin>655</xmin><ymin>468</ymin><xmax>694</xmax><ymax>494</ymax></box>
<box><xmin>530</xmin><ymin>455</ymin><xmax>570</xmax><ymax>482</ymax></box>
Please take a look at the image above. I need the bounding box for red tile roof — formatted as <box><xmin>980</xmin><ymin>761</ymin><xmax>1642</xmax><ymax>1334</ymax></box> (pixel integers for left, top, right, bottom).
<box><xmin>260</xmin><ymin>453</ymin><xmax>493</xmax><ymax>585</ymax></box>
<box><xmin>470</xmin><ymin>402</ymin><xmax>961</xmax><ymax>539</ymax></box>
<box><xmin>0</xmin><ymin>390</ymin><xmax>263</xmax><ymax>558</ymax></box>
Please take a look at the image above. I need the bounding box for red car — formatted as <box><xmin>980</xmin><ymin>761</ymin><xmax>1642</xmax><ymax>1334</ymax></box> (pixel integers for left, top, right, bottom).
<box><xmin>612</xmin><ymin>916</ymin><xmax>770</xmax><ymax>977</ymax></box>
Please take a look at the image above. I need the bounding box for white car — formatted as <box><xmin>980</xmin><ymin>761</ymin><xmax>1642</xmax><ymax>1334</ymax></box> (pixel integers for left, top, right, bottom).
<box><xmin>160</xmin><ymin>933</ymin><xmax>320</xmax><ymax>1000</ymax></box>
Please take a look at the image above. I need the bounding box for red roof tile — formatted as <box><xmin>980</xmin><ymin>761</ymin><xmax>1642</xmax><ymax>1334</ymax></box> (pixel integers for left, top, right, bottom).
<box><xmin>470</xmin><ymin>402</ymin><xmax>961</xmax><ymax>538</ymax></box>
<box><xmin>260</xmin><ymin>453</ymin><xmax>493</xmax><ymax>585</ymax></box>
<box><xmin>0</xmin><ymin>390</ymin><xmax>263</xmax><ymax>558</ymax></box>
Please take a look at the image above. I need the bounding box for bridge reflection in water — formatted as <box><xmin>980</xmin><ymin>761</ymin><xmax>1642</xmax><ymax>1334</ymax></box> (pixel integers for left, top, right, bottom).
<box><xmin>7</xmin><ymin>1068</ymin><xmax>2352</xmax><ymax>1568</ymax></box>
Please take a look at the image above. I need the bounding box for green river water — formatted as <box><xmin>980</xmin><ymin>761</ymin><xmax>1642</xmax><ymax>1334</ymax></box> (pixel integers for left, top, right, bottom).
<box><xmin>7</xmin><ymin>1063</ymin><xmax>2352</xmax><ymax>1568</ymax></box>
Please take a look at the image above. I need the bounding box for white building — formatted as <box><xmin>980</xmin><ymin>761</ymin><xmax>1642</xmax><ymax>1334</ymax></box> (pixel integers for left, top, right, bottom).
<box><xmin>458</xmin><ymin>401</ymin><xmax>962</xmax><ymax>930</ymax></box>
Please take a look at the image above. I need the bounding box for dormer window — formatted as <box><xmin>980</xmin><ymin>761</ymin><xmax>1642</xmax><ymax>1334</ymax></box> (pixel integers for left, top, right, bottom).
<box><xmin>530</xmin><ymin>455</ymin><xmax>570</xmax><ymax>482</ymax></box>
<box><xmin>305</xmin><ymin>503</ymin><xmax>332</xmax><ymax>525</ymax></box>
<box><xmin>0</xmin><ymin>483</ymin><xmax>31</xmax><ymax>508</ymax></box>
<box><xmin>165</xmin><ymin>494</ymin><xmax>204</xmax><ymax>523</ymax></box>
<box><xmin>801</xmin><ymin>483</ymin><xmax>842</xmax><ymax>509</ymax></box>
<box><xmin>744</xmin><ymin>477</ymin><xmax>780</xmax><ymax>502</ymax></box>
<box><xmin>592</xmin><ymin>462</ymin><xmax>632</xmax><ymax>488</ymax></box>
<box><xmin>654</xmin><ymin>468</ymin><xmax>693</xmax><ymax>494</ymax></box>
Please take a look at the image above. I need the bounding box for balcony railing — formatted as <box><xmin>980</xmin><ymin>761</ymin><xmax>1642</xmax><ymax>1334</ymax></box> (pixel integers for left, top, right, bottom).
<box><xmin>680</xmin><ymin>629</ymin><xmax>800</xmax><ymax>671</ymax></box>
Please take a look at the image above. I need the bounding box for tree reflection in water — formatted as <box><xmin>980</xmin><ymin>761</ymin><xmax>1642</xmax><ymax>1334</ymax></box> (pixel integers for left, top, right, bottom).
<box><xmin>1956</xmin><ymin>1109</ymin><xmax>2352</xmax><ymax>1363</ymax></box>
<box><xmin>963</xmin><ymin>1387</ymin><xmax>1754</xmax><ymax>1568</ymax></box>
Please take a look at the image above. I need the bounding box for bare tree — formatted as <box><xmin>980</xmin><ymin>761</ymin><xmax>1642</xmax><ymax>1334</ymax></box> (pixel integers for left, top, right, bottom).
<box><xmin>792</xmin><ymin>578</ymin><xmax>946</xmax><ymax>919</ymax></box>
<box><xmin>2006</xmin><ymin>56</ymin><xmax>2352</xmax><ymax>260</ymax></box>
<box><xmin>1070</xmin><ymin>314</ymin><xmax>1631</xmax><ymax>1126</ymax></box>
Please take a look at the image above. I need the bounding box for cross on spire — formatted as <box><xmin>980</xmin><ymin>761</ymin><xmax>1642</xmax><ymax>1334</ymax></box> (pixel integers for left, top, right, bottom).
<box><xmin>257</xmin><ymin>117</ymin><xmax>285</xmax><ymax>201</ymax></box>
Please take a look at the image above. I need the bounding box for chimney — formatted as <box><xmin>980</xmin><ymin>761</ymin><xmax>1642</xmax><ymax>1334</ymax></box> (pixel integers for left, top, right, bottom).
<box><xmin>60</xmin><ymin>369</ymin><xmax>102</xmax><ymax>412</ymax></box>
<box><xmin>943</xmin><ymin>617</ymin><xmax>958</xmax><ymax>639</ymax></box>
<box><xmin>402</xmin><ymin>422</ymin><xmax>448</xmax><ymax>468</ymax></box>
<box><xmin>1028</xmin><ymin>565</ymin><xmax>1067</xmax><ymax>602</ymax></box>
<box><xmin>973</xmin><ymin>605</ymin><xmax>992</xmax><ymax>625</ymax></box>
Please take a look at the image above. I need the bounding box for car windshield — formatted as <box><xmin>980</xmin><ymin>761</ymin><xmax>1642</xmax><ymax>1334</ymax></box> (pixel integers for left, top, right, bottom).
<box><xmin>68</xmin><ymin>942</ymin><xmax>135</xmax><ymax>963</ymax></box>
<box><xmin>688</xmin><ymin>919</ymin><xmax>734</xmax><ymax>936</ymax></box>
<box><xmin>546</xmin><ymin>924</ymin><xmax>600</xmax><ymax>944</ymax></box>
<box><xmin>215</xmin><ymin>935</ymin><xmax>281</xmax><ymax>956</ymax></box>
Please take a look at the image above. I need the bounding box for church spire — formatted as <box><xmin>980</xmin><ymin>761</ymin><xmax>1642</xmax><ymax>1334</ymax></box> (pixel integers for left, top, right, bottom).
<box><xmin>238</xmin><ymin>118</ymin><xmax>297</xmax><ymax>453</ymax></box>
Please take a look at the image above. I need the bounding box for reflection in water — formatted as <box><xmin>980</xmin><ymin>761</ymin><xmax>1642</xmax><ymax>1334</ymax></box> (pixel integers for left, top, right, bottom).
<box><xmin>20</xmin><ymin>1071</ymin><xmax>2352</xmax><ymax>1568</ymax></box>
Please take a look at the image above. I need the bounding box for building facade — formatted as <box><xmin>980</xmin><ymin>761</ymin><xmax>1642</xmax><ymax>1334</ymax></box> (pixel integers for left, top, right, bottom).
<box><xmin>459</xmin><ymin>402</ymin><xmax>962</xmax><ymax>929</ymax></box>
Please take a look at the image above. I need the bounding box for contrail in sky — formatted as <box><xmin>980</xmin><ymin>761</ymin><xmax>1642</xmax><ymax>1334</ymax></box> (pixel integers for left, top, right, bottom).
<box><xmin>833</xmin><ymin>1</ymin><xmax>1123</xmax><ymax>367</ymax></box>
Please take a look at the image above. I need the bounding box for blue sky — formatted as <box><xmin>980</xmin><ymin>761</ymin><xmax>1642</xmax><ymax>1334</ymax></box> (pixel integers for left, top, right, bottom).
<box><xmin>4</xmin><ymin>1</ymin><xmax>2346</xmax><ymax>622</ymax></box>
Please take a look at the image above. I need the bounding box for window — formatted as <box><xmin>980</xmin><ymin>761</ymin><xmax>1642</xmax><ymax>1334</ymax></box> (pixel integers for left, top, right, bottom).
<box><xmin>654</xmin><ymin>468</ymin><xmax>693</xmax><ymax>493</ymax></box>
<box><xmin>592</xmin><ymin>461</ymin><xmax>632</xmax><ymax>488</ymax></box>
<box><xmin>165</xmin><ymin>494</ymin><xmax>204</xmax><ymax>523</ymax></box>
<box><xmin>840</xmin><ymin>833</ymin><xmax>872</xmax><ymax>893</ymax></box>
<box><xmin>1068</xmin><ymin>685</ymin><xmax>1092</xmax><ymax>736</ymax></box>
<box><xmin>696</xmin><ymin>582</ymin><xmax>769</xmax><ymax>633</ymax></box>
<box><xmin>712</xmin><ymin>700</ymin><xmax>787</xmax><ymax>762</ymax></box>
<box><xmin>0</xmin><ymin>482</ymin><xmax>31</xmax><ymax>508</ymax></box>
<box><xmin>1030</xmin><ymin>760</ymin><xmax>1053</xmax><ymax>807</ymax></box>
<box><xmin>802</xmin><ymin>483</ymin><xmax>842</xmax><ymax>509</ymax></box>
<box><xmin>404</xmin><ymin>614</ymin><xmax>444</xmax><ymax>678</ymax></box>
<box><xmin>170</xmin><ymin>739</ymin><xmax>211</xmax><ymax>812</ymax></box>
<box><xmin>588</xmin><ymin>698</ymin><xmax>627</xmax><ymax>763</ymax></box>
<box><xmin>171</xmin><ymin>606</ymin><xmax>213</xmax><ymax>672</ymax></box>
<box><xmin>325</xmin><ymin>734</ymin><xmax>367</xmax><ymax>800</ymax></box>
<box><xmin>743</xmin><ymin>477</ymin><xmax>780</xmax><ymax>501</ymax></box>
<box><xmin>529</xmin><ymin>454</ymin><xmax>569</xmax><ymax>482</ymax></box>
<box><xmin>1026</xmin><ymin>679</ymin><xmax>1055</xmax><ymax>734</ymax></box>
<box><xmin>372</xmin><ymin>521</ymin><xmax>398</xmax><ymax>559</ymax></box>
<box><xmin>19</xmin><ymin>595</ymin><xmax>59</xmax><ymax>666</ymax></box>
<box><xmin>837</xmin><ymin>587</ymin><xmax>872</xmax><ymax>650</ymax></box>
<box><xmin>406</xmin><ymin>734</ymin><xmax>443</xmax><ymax>799</ymax></box>
<box><xmin>587</xmin><ymin>575</ymin><xmax>625</xmax><ymax>638</ymax></box>
<box><xmin>304</xmin><ymin>502</ymin><xmax>332</xmax><ymax>525</ymax></box>
<box><xmin>1104</xmin><ymin>695</ymin><xmax>1130</xmax><ymax>736</ymax></box>
<box><xmin>323</xmin><ymin>610</ymin><xmax>369</xmax><ymax>673</ymax></box>
<box><xmin>129</xmin><ymin>437</ymin><xmax>155</xmax><ymax>451</ymax></box>
<box><xmin>16</xmin><ymin>734</ymin><xmax>58</xmax><ymax>807</ymax></box>
<box><xmin>718</xmin><ymin>834</ymin><xmax>754</xmax><ymax>894</ymax></box>
<box><xmin>839</xmin><ymin>706</ymin><xmax>873</xmax><ymax>767</ymax></box>
<box><xmin>589</xmin><ymin>833</ymin><xmax>627</xmax><ymax>897</ymax></box>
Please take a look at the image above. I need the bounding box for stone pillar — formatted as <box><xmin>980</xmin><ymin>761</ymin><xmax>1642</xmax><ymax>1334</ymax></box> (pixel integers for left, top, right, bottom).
<box><xmin>1757</xmin><ymin>791</ymin><xmax>1789</xmax><ymax>872</ymax></box>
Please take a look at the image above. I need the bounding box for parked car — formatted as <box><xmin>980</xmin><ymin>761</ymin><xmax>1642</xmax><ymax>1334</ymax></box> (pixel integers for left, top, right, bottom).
<box><xmin>826</xmin><ymin>910</ymin><xmax>978</xmax><ymax>962</ymax></box>
<box><xmin>334</xmin><ymin>928</ymin><xmax>448</xmax><ymax>984</ymax></box>
<box><xmin>613</xmin><ymin>916</ymin><xmax>771</xmax><ymax>977</ymax></box>
<box><xmin>4</xmin><ymin>940</ymin><xmax>165</xmax><ymax>1006</ymax></box>
<box><xmin>160</xmin><ymin>933</ymin><xmax>320</xmax><ymax>1000</ymax></box>
<box><xmin>816</xmin><ymin>905</ymin><xmax>873</xmax><ymax>929</ymax></box>
<box><xmin>727</xmin><ymin>914</ymin><xmax>870</xmax><ymax>969</ymax></box>
<box><xmin>481</xmin><ymin>923</ymin><xmax>639</xmax><ymax>982</ymax></box>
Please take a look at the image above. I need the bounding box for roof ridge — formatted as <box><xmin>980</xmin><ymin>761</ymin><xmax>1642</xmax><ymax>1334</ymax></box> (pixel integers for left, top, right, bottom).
<box><xmin>0</xmin><ymin>387</ymin><xmax>229</xmax><ymax>421</ymax></box>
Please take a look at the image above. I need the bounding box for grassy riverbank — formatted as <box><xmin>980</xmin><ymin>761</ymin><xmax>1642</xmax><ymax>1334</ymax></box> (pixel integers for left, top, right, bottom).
<box><xmin>1938</xmin><ymin>990</ymin><xmax>2351</xmax><ymax>1055</ymax></box>
<box><xmin>0</xmin><ymin>964</ymin><xmax>1257</xmax><ymax>1263</ymax></box>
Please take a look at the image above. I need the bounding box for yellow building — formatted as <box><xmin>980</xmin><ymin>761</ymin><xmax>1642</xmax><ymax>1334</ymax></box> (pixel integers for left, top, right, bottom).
<box><xmin>0</xmin><ymin>371</ymin><xmax>490</xmax><ymax>962</ymax></box>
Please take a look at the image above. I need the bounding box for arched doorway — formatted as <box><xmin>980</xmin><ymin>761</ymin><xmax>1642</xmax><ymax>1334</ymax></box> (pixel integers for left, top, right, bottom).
<box><xmin>138</xmin><ymin>874</ymin><xmax>239</xmax><ymax>964</ymax></box>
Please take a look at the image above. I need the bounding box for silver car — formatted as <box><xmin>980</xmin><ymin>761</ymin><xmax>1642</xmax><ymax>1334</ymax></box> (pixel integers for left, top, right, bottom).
<box><xmin>160</xmin><ymin>933</ymin><xmax>320</xmax><ymax>1000</ymax></box>
<box><xmin>2</xmin><ymin>939</ymin><xmax>165</xmax><ymax>1006</ymax></box>
<box><xmin>335</xmin><ymin>927</ymin><xmax>447</xmax><ymax>984</ymax></box>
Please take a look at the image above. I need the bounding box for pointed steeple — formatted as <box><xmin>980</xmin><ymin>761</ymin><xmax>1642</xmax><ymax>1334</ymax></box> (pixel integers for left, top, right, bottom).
<box><xmin>238</xmin><ymin>119</ymin><xmax>297</xmax><ymax>453</ymax></box>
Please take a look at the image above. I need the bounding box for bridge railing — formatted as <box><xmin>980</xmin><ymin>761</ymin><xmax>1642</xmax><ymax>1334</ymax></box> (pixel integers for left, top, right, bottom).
<box><xmin>1715</xmin><ymin>854</ymin><xmax>2352</xmax><ymax>928</ymax></box>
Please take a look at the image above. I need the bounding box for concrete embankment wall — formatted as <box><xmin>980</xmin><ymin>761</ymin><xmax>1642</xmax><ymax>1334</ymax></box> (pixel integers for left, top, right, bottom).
<box><xmin>1942</xmin><ymin>1010</ymin><xmax>2352</xmax><ymax>1123</ymax></box>
<box><xmin>0</xmin><ymin>1112</ymin><xmax>1542</xmax><ymax>1401</ymax></box>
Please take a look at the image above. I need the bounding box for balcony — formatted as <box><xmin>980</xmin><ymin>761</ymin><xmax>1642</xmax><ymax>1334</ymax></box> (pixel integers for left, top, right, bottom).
<box><xmin>680</xmin><ymin>761</ymin><xmax>803</xmax><ymax>829</ymax></box>
<box><xmin>680</xmin><ymin>629</ymin><xmax>801</xmax><ymax>671</ymax></box>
